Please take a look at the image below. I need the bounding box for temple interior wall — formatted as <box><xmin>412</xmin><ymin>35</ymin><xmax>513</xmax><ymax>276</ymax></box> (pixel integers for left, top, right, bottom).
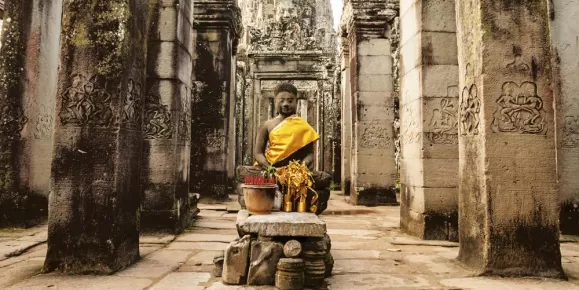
<box><xmin>551</xmin><ymin>0</ymin><xmax>579</xmax><ymax>234</ymax></box>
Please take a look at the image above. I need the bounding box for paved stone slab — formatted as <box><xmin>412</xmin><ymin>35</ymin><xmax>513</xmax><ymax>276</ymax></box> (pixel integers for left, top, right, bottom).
<box><xmin>165</xmin><ymin>242</ymin><xmax>229</xmax><ymax>251</ymax></box>
<box><xmin>116</xmin><ymin>250</ymin><xmax>192</xmax><ymax>279</ymax></box>
<box><xmin>332</xmin><ymin>250</ymin><xmax>381</xmax><ymax>260</ymax></box>
<box><xmin>440</xmin><ymin>277</ymin><xmax>579</xmax><ymax>290</ymax></box>
<box><xmin>149</xmin><ymin>272</ymin><xmax>210</xmax><ymax>290</ymax></box>
<box><xmin>176</xmin><ymin>233</ymin><xmax>238</xmax><ymax>243</ymax></box>
<box><xmin>5</xmin><ymin>275</ymin><xmax>153</xmax><ymax>290</ymax></box>
<box><xmin>391</xmin><ymin>237</ymin><xmax>458</xmax><ymax>248</ymax></box>
<box><xmin>0</xmin><ymin>258</ymin><xmax>44</xmax><ymax>289</ymax></box>
<box><xmin>194</xmin><ymin>221</ymin><xmax>237</xmax><ymax>230</ymax></box>
<box><xmin>140</xmin><ymin>234</ymin><xmax>175</xmax><ymax>245</ymax></box>
<box><xmin>187</xmin><ymin>250</ymin><xmax>225</xmax><ymax>265</ymax></box>
<box><xmin>332</xmin><ymin>259</ymin><xmax>414</xmax><ymax>275</ymax></box>
<box><xmin>327</xmin><ymin>274</ymin><xmax>435</xmax><ymax>289</ymax></box>
<box><xmin>237</xmin><ymin>210</ymin><xmax>326</xmax><ymax>237</ymax></box>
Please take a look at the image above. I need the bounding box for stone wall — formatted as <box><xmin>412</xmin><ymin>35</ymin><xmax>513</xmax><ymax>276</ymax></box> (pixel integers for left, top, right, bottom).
<box><xmin>141</xmin><ymin>0</ymin><xmax>194</xmax><ymax>233</ymax></box>
<box><xmin>192</xmin><ymin>0</ymin><xmax>242</xmax><ymax>200</ymax></box>
<box><xmin>341</xmin><ymin>0</ymin><xmax>399</xmax><ymax>206</ymax></box>
<box><xmin>455</xmin><ymin>0</ymin><xmax>563</xmax><ymax>276</ymax></box>
<box><xmin>551</xmin><ymin>0</ymin><xmax>579</xmax><ymax>234</ymax></box>
<box><xmin>399</xmin><ymin>0</ymin><xmax>459</xmax><ymax>241</ymax></box>
<box><xmin>0</xmin><ymin>0</ymin><xmax>62</xmax><ymax>226</ymax></box>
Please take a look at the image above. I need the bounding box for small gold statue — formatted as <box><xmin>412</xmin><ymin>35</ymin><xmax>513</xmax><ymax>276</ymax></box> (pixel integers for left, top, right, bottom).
<box><xmin>276</xmin><ymin>160</ymin><xmax>319</xmax><ymax>213</ymax></box>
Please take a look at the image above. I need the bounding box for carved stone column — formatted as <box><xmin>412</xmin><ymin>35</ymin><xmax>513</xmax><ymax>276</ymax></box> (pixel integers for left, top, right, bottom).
<box><xmin>191</xmin><ymin>0</ymin><xmax>242</xmax><ymax>200</ymax></box>
<box><xmin>551</xmin><ymin>0</ymin><xmax>579</xmax><ymax>234</ymax></box>
<box><xmin>44</xmin><ymin>0</ymin><xmax>148</xmax><ymax>274</ymax></box>
<box><xmin>342</xmin><ymin>0</ymin><xmax>398</xmax><ymax>206</ymax></box>
<box><xmin>0</xmin><ymin>0</ymin><xmax>62</xmax><ymax>226</ymax></box>
<box><xmin>399</xmin><ymin>0</ymin><xmax>459</xmax><ymax>241</ymax></box>
<box><xmin>141</xmin><ymin>0</ymin><xmax>194</xmax><ymax>233</ymax></box>
<box><xmin>455</xmin><ymin>0</ymin><xmax>564</xmax><ymax>276</ymax></box>
<box><xmin>339</xmin><ymin>37</ymin><xmax>352</xmax><ymax>196</ymax></box>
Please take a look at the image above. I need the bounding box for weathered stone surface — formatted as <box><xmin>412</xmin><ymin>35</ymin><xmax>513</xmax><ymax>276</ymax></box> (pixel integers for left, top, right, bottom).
<box><xmin>275</xmin><ymin>258</ymin><xmax>305</xmax><ymax>290</ymax></box>
<box><xmin>551</xmin><ymin>0</ymin><xmax>579</xmax><ymax>235</ymax></box>
<box><xmin>223</xmin><ymin>235</ymin><xmax>251</xmax><ymax>285</ymax></box>
<box><xmin>149</xmin><ymin>272</ymin><xmax>210</xmax><ymax>290</ymax></box>
<box><xmin>455</xmin><ymin>0</ymin><xmax>564</xmax><ymax>277</ymax></box>
<box><xmin>237</xmin><ymin>210</ymin><xmax>326</xmax><ymax>237</ymax></box>
<box><xmin>141</xmin><ymin>0</ymin><xmax>194</xmax><ymax>233</ymax></box>
<box><xmin>340</xmin><ymin>0</ymin><xmax>399</xmax><ymax>206</ymax></box>
<box><xmin>43</xmin><ymin>0</ymin><xmax>148</xmax><ymax>274</ymax></box>
<box><xmin>247</xmin><ymin>240</ymin><xmax>284</xmax><ymax>285</ymax></box>
<box><xmin>0</xmin><ymin>0</ymin><xmax>61</xmax><ymax>226</ymax></box>
<box><xmin>191</xmin><ymin>0</ymin><xmax>242</xmax><ymax>201</ymax></box>
<box><xmin>213</xmin><ymin>251</ymin><xmax>224</xmax><ymax>277</ymax></box>
<box><xmin>399</xmin><ymin>0</ymin><xmax>459</xmax><ymax>241</ymax></box>
<box><xmin>283</xmin><ymin>240</ymin><xmax>302</xmax><ymax>258</ymax></box>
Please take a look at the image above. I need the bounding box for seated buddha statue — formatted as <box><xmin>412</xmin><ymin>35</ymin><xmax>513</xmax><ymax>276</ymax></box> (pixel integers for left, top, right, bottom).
<box><xmin>236</xmin><ymin>83</ymin><xmax>331</xmax><ymax>214</ymax></box>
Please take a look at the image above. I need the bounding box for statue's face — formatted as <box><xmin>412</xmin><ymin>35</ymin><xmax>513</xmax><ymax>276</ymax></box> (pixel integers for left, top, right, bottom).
<box><xmin>275</xmin><ymin>91</ymin><xmax>298</xmax><ymax>116</ymax></box>
<box><xmin>275</xmin><ymin>0</ymin><xmax>297</xmax><ymax>24</ymax></box>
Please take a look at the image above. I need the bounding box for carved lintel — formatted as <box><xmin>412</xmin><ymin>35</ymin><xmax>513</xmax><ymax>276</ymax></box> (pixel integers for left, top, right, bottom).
<box><xmin>194</xmin><ymin>0</ymin><xmax>243</xmax><ymax>53</ymax></box>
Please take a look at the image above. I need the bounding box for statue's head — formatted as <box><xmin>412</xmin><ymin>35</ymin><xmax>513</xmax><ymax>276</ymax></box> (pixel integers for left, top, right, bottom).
<box><xmin>275</xmin><ymin>0</ymin><xmax>298</xmax><ymax>24</ymax></box>
<box><xmin>274</xmin><ymin>83</ymin><xmax>298</xmax><ymax>117</ymax></box>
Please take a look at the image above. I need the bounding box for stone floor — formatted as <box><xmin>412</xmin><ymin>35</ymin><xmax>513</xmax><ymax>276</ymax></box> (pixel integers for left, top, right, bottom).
<box><xmin>2</xmin><ymin>193</ymin><xmax>579</xmax><ymax>290</ymax></box>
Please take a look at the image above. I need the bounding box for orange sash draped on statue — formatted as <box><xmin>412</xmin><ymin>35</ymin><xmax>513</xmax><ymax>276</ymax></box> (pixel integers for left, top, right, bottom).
<box><xmin>265</xmin><ymin>115</ymin><xmax>319</xmax><ymax>165</ymax></box>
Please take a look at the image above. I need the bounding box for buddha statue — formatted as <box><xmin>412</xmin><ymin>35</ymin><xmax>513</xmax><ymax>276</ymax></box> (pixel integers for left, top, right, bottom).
<box><xmin>236</xmin><ymin>83</ymin><xmax>332</xmax><ymax>214</ymax></box>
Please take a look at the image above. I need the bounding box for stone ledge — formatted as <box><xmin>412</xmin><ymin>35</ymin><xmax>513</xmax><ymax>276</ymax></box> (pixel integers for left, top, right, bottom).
<box><xmin>237</xmin><ymin>210</ymin><xmax>326</xmax><ymax>237</ymax></box>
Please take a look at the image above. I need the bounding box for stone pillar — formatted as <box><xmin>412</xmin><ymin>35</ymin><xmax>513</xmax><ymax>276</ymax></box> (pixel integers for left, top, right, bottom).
<box><xmin>141</xmin><ymin>0</ymin><xmax>194</xmax><ymax>233</ymax></box>
<box><xmin>343</xmin><ymin>0</ymin><xmax>398</xmax><ymax>206</ymax></box>
<box><xmin>551</xmin><ymin>0</ymin><xmax>579</xmax><ymax>234</ymax></box>
<box><xmin>191</xmin><ymin>0</ymin><xmax>241</xmax><ymax>200</ymax></box>
<box><xmin>399</xmin><ymin>0</ymin><xmax>459</xmax><ymax>241</ymax></box>
<box><xmin>0</xmin><ymin>0</ymin><xmax>62</xmax><ymax>226</ymax></box>
<box><xmin>339</xmin><ymin>37</ymin><xmax>352</xmax><ymax>196</ymax></box>
<box><xmin>455</xmin><ymin>0</ymin><xmax>564</xmax><ymax>277</ymax></box>
<box><xmin>227</xmin><ymin>54</ymin><xmax>237</xmax><ymax>184</ymax></box>
<box><xmin>44</xmin><ymin>0</ymin><xmax>148</xmax><ymax>274</ymax></box>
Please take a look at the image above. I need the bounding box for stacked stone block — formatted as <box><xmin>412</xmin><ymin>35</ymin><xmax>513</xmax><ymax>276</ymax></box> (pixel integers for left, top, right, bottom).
<box><xmin>191</xmin><ymin>0</ymin><xmax>242</xmax><ymax>200</ymax></box>
<box><xmin>44</xmin><ymin>0</ymin><xmax>148</xmax><ymax>274</ymax></box>
<box><xmin>141</xmin><ymin>0</ymin><xmax>194</xmax><ymax>234</ymax></box>
<box><xmin>455</xmin><ymin>0</ymin><xmax>564</xmax><ymax>277</ymax></box>
<box><xmin>399</xmin><ymin>0</ymin><xmax>460</xmax><ymax>241</ymax></box>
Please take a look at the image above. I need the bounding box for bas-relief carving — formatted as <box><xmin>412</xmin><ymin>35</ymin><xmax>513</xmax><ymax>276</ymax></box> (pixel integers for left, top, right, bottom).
<box><xmin>59</xmin><ymin>74</ymin><xmax>113</xmax><ymax>127</ymax></box>
<box><xmin>0</xmin><ymin>103</ymin><xmax>27</xmax><ymax>140</ymax></box>
<box><xmin>143</xmin><ymin>84</ymin><xmax>172</xmax><ymax>140</ymax></box>
<box><xmin>248</xmin><ymin>0</ymin><xmax>321</xmax><ymax>52</ymax></box>
<box><xmin>562</xmin><ymin>98</ymin><xmax>579</xmax><ymax>148</ymax></box>
<box><xmin>121</xmin><ymin>79</ymin><xmax>143</xmax><ymax>130</ymax></box>
<box><xmin>428</xmin><ymin>89</ymin><xmax>459</xmax><ymax>145</ymax></box>
<box><xmin>34</xmin><ymin>105</ymin><xmax>53</xmax><ymax>140</ymax></box>
<box><xmin>178</xmin><ymin>87</ymin><xmax>191</xmax><ymax>141</ymax></box>
<box><xmin>459</xmin><ymin>84</ymin><xmax>480</xmax><ymax>136</ymax></box>
<box><xmin>401</xmin><ymin>105</ymin><xmax>420</xmax><ymax>145</ymax></box>
<box><xmin>491</xmin><ymin>81</ymin><xmax>546</xmax><ymax>134</ymax></box>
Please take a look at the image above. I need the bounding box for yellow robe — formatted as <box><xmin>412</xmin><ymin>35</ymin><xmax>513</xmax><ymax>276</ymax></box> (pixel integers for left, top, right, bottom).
<box><xmin>265</xmin><ymin>115</ymin><xmax>319</xmax><ymax>165</ymax></box>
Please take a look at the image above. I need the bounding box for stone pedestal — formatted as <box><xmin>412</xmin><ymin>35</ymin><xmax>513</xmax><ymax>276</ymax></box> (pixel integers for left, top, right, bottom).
<box><xmin>551</xmin><ymin>0</ymin><xmax>579</xmax><ymax>234</ymax></box>
<box><xmin>223</xmin><ymin>210</ymin><xmax>332</xmax><ymax>286</ymax></box>
<box><xmin>191</xmin><ymin>0</ymin><xmax>241</xmax><ymax>200</ymax></box>
<box><xmin>44</xmin><ymin>0</ymin><xmax>148</xmax><ymax>274</ymax></box>
<box><xmin>0</xmin><ymin>0</ymin><xmax>62</xmax><ymax>227</ymax></box>
<box><xmin>341</xmin><ymin>0</ymin><xmax>398</xmax><ymax>206</ymax></box>
<box><xmin>141</xmin><ymin>0</ymin><xmax>194</xmax><ymax>233</ymax></box>
<box><xmin>399</xmin><ymin>0</ymin><xmax>459</xmax><ymax>241</ymax></box>
<box><xmin>455</xmin><ymin>0</ymin><xmax>564</xmax><ymax>277</ymax></box>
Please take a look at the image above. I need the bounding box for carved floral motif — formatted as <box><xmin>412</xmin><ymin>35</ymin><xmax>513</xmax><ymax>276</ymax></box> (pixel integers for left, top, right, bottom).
<box><xmin>0</xmin><ymin>103</ymin><xmax>27</xmax><ymax>140</ymax></box>
<box><xmin>59</xmin><ymin>74</ymin><xmax>113</xmax><ymax>127</ymax></box>
<box><xmin>491</xmin><ymin>81</ymin><xmax>546</xmax><ymax>134</ymax></box>
<box><xmin>143</xmin><ymin>84</ymin><xmax>172</xmax><ymax>139</ymax></box>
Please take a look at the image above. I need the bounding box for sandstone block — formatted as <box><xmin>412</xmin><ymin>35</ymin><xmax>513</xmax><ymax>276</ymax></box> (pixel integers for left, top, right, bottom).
<box><xmin>275</xmin><ymin>258</ymin><xmax>305</xmax><ymax>290</ymax></box>
<box><xmin>247</xmin><ymin>240</ymin><xmax>284</xmax><ymax>285</ymax></box>
<box><xmin>283</xmin><ymin>240</ymin><xmax>302</xmax><ymax>258</ymax></box>
<box><xmin>222</xmin><ymin>235</ymin><xmax>251</xmax><ymax>285</ymax></box>
<box><xmin>237</xmin><ymin>210</ymin><xmax>326</xmax><ymax>237</ymax></box>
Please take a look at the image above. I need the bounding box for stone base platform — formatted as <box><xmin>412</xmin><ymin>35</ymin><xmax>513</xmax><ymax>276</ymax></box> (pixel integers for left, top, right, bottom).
<box><xmin>217</xmin><ymin>210</ymin><xmax>333</xmax><ymax>289</ymax></box>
